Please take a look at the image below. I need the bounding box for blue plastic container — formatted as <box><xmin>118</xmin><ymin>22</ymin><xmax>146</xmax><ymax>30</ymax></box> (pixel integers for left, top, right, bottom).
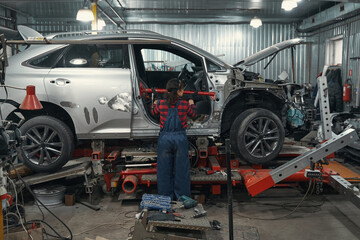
<box><xmin>140</xmin><ymin>194</ymin><xmax>171</xmax><ymax>211</ymax></box>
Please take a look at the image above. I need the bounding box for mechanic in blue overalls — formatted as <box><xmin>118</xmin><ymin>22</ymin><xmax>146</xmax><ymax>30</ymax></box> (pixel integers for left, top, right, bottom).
<box><xmin>151</xmin><ymin>78</ymin><xmax>196</xmax><ymax>199</ymax></box>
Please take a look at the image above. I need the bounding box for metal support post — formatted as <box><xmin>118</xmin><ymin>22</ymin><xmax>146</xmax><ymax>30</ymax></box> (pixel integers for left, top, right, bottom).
<box><xmin>225</xmin><ymin>139</ymin><xmax>233</xmax><ymax>240</ymax></box>
<box><xmin>316</xmin><ymin>65</ymin><xmax>332</xmax><ymax>141</ymax></box>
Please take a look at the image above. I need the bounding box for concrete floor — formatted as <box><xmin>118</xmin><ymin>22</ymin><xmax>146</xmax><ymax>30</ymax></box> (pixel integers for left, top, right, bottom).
<box><xmin>23</xmin><ymin>184</ymin><xmax>360</xmax><ymax>240</ymax></box>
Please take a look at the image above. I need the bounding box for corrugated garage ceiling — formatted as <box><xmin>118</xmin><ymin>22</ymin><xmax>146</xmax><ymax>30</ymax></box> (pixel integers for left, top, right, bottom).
<box><xmin>0</xmin><ymin>0</ymin><xmax>339</xmax><ymax>26</ymax></box>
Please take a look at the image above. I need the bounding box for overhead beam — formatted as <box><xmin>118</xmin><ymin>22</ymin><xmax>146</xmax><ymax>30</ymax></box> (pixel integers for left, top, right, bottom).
<box><xmin>97</xmin><ymin>4</ymin><xmax>123</xmax><ymax>29</ymax></box>
<box><xmin>0</xmin><ymin>3</ymin><xmax>31</xmax><ymax>17</ymax></box>
<box><xmin>125</xmin><ymin>17</ymin><xmax>302</xmax><ymax>24</ymax></box>
<box><xmin>298</xmin><ymin>3</ymin><xmax>360</xmax><ymax>32</ymax></box>
<box><xmin>102</xmin><ymin>0</ymin><xmax>126</xmax><ymax>25</ymax></box>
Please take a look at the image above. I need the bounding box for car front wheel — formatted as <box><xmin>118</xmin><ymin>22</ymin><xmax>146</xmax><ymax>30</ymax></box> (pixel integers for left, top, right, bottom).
<box><xmin>230</xmin><ymin>108</ymin><xmax>285</xmax><ymax>164</ymax></box>
<box><xmin>19</xmin><ymin>116</ymin><xmax>74</xmax><ymax>172</ymax></box>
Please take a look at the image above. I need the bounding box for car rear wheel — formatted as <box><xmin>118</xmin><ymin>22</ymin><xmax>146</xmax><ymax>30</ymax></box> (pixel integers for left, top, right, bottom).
<box><xmin>19</xmin><ymin>116</ymin><xmax>74</xmax><ymax>172</ymax></box>
<box><xmin>230</xmin><ymin>108</ymin><xmax>284</xmax><ymax>164</ymax></box>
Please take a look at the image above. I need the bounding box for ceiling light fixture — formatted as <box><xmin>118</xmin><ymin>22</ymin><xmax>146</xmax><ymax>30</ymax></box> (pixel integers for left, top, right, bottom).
<box><xmin>76</xmin><ymin>6</ymin><xmax>94</xmax><ymax>22</ymax></box>
<box><xmin>281</xmin><ymin>0</ymin><xmax>298</xmax><ymax>11</ymax></box>
<box><xmin>250</xmin><ymin>17</ymin><xmax>262</xmax><ymax>28</ymax></box>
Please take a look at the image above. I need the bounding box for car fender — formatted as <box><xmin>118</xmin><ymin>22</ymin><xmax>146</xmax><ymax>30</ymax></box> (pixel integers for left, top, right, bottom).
<box><xmin>218</xmin><ymin>88</ymin><xmax>286</xmax><ymax>135</ymax></box>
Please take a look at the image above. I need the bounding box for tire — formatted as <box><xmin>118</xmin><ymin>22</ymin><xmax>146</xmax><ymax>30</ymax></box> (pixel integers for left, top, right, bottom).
<box><xmin>19</xmin><ymin>116</ymin><xmax>74</xmax><ymax>172</ymax></box>
<box><xmin>230</xmin><ymin>108</ymin><xmax>284</xmax><ymax>164</ymax></box>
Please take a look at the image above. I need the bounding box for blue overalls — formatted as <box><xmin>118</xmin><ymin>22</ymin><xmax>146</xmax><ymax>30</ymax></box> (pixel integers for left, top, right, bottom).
<box><xmin>157</xmin><ymin>101</ymin><xmax>191</xmax><ymax>199</ymax></box>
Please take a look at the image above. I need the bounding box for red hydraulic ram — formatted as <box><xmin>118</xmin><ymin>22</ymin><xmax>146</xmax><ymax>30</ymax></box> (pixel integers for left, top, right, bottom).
<box><xmin>139</xmin><ymin>83</ymin><xmax>216</xmax><ymax>100</ymax></box>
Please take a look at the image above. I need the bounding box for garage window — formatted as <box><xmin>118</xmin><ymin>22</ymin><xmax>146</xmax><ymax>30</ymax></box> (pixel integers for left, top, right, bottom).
<box><xmin>56</xmin><ymin>44</ymin><xmax>130</xmax><ymax>68</ymax></box>
<box><xmin>325</xmin><ymin>36</ymin><xmax>343</xmax><ymax>66</ymax></box>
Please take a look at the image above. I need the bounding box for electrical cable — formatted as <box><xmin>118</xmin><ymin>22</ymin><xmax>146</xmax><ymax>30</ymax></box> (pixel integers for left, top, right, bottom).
<box><xmin>128</xmin><ymin>225</ymin><xmax>135</xmax><ymax>238</ymax></box>
<box><xmin>7</xmin><ymin>176</ymin><xmax>33</xmax><ymax>239</ymax></box>
<box><xmin>234</xmin><ymin>179</ymin><xmax>314</xmax><ymax>220</ymax></box>
<box><xmin>124</xmin><ymin>210</ymin><xmax>139</xmax><ymax>218</ymax></box>
<box><xmin>9</xmin><ymin>161</ymin><xmax>73</xmax><ymax>240</ymax></box>
<box><xmin>25</xmin><ymin>219</ymin><xmax>63</xmax><ymax>239</ymax></box>
<box><xmin>72</xmin><ymin>221</ymin><xmax>132</xmax><ymax>237</ymax></box>
<box><xmin>71</xmin><ymin>209</ymin><xmax>133</xmax><ymax>237</ymax></box>
<box><xmin>188</xmin><ymin>141</ymin><xmax>199</xmax><ymax>168</ymax></box>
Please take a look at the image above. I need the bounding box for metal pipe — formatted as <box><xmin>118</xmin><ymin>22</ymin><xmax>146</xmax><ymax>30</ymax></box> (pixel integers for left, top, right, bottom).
<box><xmin>123</xmin><ymin>7</ymin><xmax>256</xmax><ymax>12</ymax></box>
<box><xmin>0</xmin><ymin>15</ymin><xmax>13</xmax><ymax>22</ymax></box>
<box><xmin>0</xmin><ymin>3</ymin><xmax>31</xmax><ymax>17</ymax></box>
<box><xmin>97</xmin><ymin>4</ymin><xmax>122</xmax><ymax>29</ymax></box>
<box><xmin>345</xmin><ymin>22</ymin><xmax>351</xmax><ymax>80</ymax></box>
<box><xmin>225</xmin><ymin>139</ymin><xmax>233</xmax><ymax>240</ymax></box>
<box><xmin>122</xmin><ymin>175</ymin><xmax>138</xmax><ymax>193</ymax></box>
<box><xmin>103</xmin><ymin>0</ymin><xmax>126</xmax><ymax>25</ymax></box>
<box><xmin>116</xmin><ymin>0</ymin><xmax>124</xmax><ymax>8</ymax></box>
<box><xmin>120</xmin><ymin>168</ymin><xmax>157</xmax><ymax>176</ymax></box>
<box><xmin>291</xmin><ymin>47</ymin><xmax>296</xmax><ymax>83</ymax></box>
<box><xmin>124</xmin><ymin>163</ymin><xmax>157</xmax><ymax>168</ymax></box>
<box><xmin>5</xmin><ymin>39</ymin><xmax>171</xmax><ymax>45</ymax></box>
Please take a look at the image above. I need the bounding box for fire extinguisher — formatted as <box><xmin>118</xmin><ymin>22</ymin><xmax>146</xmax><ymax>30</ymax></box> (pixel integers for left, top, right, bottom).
<box><xmin>343</xmin><ymin>79</ymin><xmax>352</xmax><ymax>102</ymax></box>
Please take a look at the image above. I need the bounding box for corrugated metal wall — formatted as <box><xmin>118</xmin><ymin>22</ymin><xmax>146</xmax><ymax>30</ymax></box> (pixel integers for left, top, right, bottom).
<box><xmin>30</xmin><ymin>21</ymin><xmax>92</xmax><ymax>34</ymax></box>
<box><xmin>304</xmin><ymin>15</ymin><xmax>360</xmax><ymax>108</ymax></box>
<box><xmin>0</xmin><ymin>6</ymin><xmax>6</xmax><ymax>27</ymax></box>
<box><xmin>127</xmin><ymin>23</ymin><xmax>308</xmax><ymax>84</ymax></box>
<box><xmin>349</xmin><ymin>18</ymin><xmax>360</xmax><ymax>95</ymax></box>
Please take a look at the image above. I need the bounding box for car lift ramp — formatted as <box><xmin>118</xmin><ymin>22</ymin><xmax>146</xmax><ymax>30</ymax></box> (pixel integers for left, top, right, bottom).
<box><xmin>244</xmin><ymin>128</ymin><xmax>359</xmax><ymax>196</ymax></box>
<box><xmin>18</xmin><ymin>157</ymin><xmax>91</xmax><ymax>187</ymax></box>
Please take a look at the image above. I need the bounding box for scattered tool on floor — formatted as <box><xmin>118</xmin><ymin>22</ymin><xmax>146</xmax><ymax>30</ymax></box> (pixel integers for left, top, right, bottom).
<box><xmin>179</xmin><ymin>195</ymin><xmax>198</xmax><ymax>209</ymax></box>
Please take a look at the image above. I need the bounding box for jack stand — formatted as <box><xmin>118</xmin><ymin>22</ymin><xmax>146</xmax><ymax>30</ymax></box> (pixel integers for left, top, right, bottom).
<box><xmin>196</xmin><ymin>137</ymin><xmax>209</xmax><ymax>167</ymax></box>
<box><xmin>91</xmin><ymin>140</ymin><xmax>104</xmax><ymax>176</ymax></box>
<box><xmin>84</xmin><ymin>173</ymin><xmax>98</xmax><ymax>204</ymax></box>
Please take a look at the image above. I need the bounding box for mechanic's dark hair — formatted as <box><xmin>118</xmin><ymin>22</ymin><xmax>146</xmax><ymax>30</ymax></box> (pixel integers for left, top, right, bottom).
<box><xmin>165</xmin><ymin>78</ymin><xmax>184</xmax><ymax>106</ymax></box>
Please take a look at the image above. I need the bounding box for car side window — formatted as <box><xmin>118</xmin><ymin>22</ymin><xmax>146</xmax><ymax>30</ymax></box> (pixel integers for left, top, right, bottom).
<box><xmin>141</xmin><ymin>49</ymin><xmax>195</xmax><ymax>72</ymax></box>
<box><xmin>206</xmin><ymin>59</ymin><xmax>225</xmax><ymax>72</ymax></box>
<box><xmin>28</xmin><ymin>48</ymin><xmax>65</xmax><ymax>68</ymax></box>
<box><xmin>56</xmin><ymin>44</ymin><xmax>130</xmax><ymax>68</ymax></box>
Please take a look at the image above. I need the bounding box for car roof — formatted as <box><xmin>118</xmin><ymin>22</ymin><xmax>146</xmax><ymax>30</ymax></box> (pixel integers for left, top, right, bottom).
<box><xmin>18</xmin><ymin>27</ymin><xmax>230</xmax><ymax>69</ymax></box>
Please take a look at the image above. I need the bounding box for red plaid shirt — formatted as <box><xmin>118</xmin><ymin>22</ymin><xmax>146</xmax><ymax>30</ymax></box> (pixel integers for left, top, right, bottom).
<box><xmin>151</xmin><ymin>99</ymin><xmax>196</xmax><ymax>129</ymax></box>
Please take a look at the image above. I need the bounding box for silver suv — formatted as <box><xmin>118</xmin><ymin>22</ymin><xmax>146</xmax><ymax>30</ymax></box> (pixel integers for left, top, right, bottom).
<box><xmin>1</xmin><ymin>26</ymin><xmax>304</xmax><ymax>172</ymax></box>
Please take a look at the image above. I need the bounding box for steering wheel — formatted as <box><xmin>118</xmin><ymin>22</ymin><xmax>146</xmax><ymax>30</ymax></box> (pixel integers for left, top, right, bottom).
<box><xmin>178</xmin><ymin>64</ymin><xmax>191</xmax><ymax>82</ymax></box>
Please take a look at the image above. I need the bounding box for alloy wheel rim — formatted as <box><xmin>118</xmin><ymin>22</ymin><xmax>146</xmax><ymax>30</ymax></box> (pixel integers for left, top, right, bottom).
<box><xmin>243</xmin><ymin>117</ymin><xmax>279</xmax><ymax>158</ymax></box>
<box><xmin>21</xmin><ymin>126</ymin><xmax>63</xmax><ymax>165</ymax></box>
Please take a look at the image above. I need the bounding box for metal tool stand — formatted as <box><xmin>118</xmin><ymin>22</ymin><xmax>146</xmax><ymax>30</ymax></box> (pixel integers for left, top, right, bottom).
<box><xmin>131</xmin><ymin>209</ymin><xmax>197</xmax><ymax>240</ymax></box>
<box><xmin>131</xmin><ymin>203</ymin><xmax>210</xmax><ymax>240</ymax></box>
<box><xmin>316</xmin><ymin>65</ymin><xmax>332</xmax><ymax>141</ymax></box>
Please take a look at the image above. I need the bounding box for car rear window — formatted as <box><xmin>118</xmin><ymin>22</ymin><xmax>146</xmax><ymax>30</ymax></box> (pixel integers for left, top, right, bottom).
<box><xmin>28</xmin><ymin>48</ymin><xmax>65</xmax><ymax>68</ymax></box>
<box><xmin>56</xmin><ymin>44</ymin><xmax>130</xmax><ymax>68</ymax></box>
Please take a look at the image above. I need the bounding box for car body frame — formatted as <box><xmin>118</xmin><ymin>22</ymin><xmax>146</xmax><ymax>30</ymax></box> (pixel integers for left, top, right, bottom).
<box><xmin>0</xmin><ymin>26</ymin><xmax>304</xmax><ymax>172</ymax></box>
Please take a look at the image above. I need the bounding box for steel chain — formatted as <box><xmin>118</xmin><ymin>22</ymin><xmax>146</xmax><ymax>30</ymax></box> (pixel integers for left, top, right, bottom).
<box><xmin>315</xmin><ymin>161</ymin><xmax>324</xmax><ymax>194</ymax></box>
